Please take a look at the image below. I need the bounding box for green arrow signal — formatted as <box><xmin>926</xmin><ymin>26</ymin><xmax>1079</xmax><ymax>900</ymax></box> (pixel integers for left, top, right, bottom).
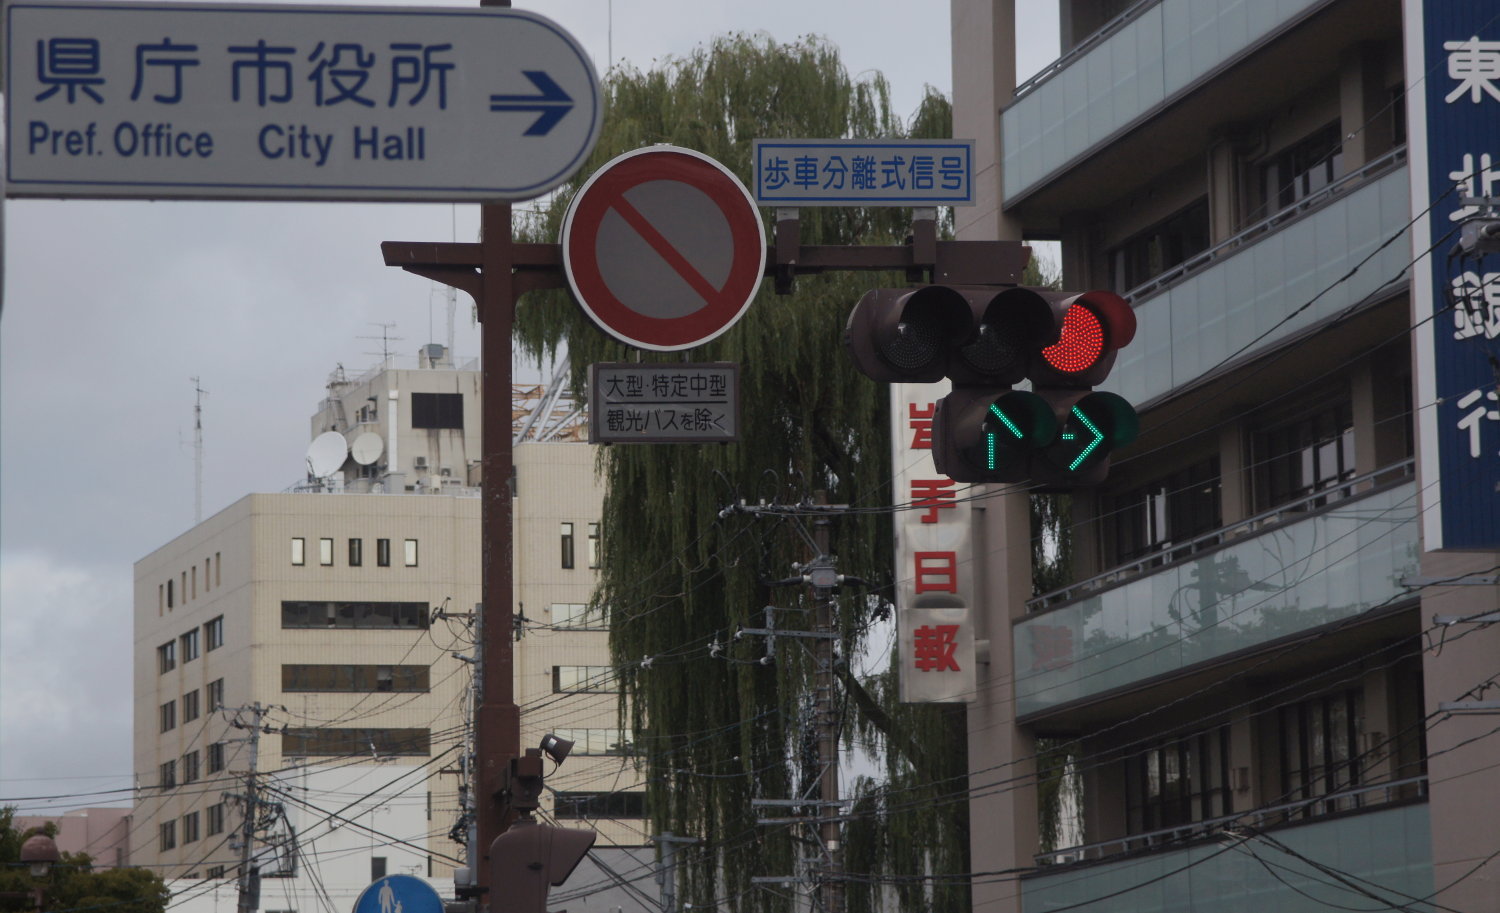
<box><xmin>985</xmin><ymin>403</ymin><xmax>1025</xmax><ymax>469</ymax></box>
<box><xmin>1067</xmin><ymin>406</ymin><xmax>1104</xmax><ymax>470</ymax></box>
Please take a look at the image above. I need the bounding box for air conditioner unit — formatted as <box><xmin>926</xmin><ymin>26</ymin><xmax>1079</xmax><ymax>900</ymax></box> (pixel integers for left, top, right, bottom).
<box><xmin>440</xmin><ymin>466</ymin><xmax>453</xmax><ymax>477</ymax></box>
<box><xmin>413</xmin><ymin>456</ymin><xmax>428</xmax><ymax>470</ymax></box>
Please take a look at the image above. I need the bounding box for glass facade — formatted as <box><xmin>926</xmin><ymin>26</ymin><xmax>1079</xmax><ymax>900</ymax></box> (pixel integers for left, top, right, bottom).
<box><xmin>1003</xmin><ymin>0</ymin><xmax>1327</xmax><ymax>202</ymax></box>
<box><xmin>1022</xmin><ymin>802</ymin><xmax>1432</xmax><ymax>912</ymax></box>
<box><xmin>1016</xmin><ymin>481</ymin><xmax>1419</xmax><ymax>716</ymax></box>
<box><xmin>1104</xmin><ymin>167</ymin><xmax>1410</xmax><ymax>407</ymax></box>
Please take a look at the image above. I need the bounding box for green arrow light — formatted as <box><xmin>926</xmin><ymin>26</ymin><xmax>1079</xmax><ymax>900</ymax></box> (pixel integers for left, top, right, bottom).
<box><xmin>1067</xmin><ymin>406</ymin><xmax>1104</xmax><ymax>471</ymax></box>
<box><xmin>985</xmin><ymin>403</ymin><xmax>1024</xmax><ymax>471</ymax></box>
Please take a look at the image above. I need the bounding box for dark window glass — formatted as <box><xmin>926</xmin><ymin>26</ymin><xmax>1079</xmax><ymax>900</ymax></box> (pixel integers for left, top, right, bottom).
<box><xmin>205</xmin><ymin>616</ymin><xmax>224</xmax><ymax>651</ymax></box>
<box><xmin>159</xmin><ymin>760</ymin><xmax>176</xmax><ymax>790</ymax></box>
<box><xmin>552</xmin><ymin>791</ymin><xmax>646</xmax><ymax>820</ymax></box>
<box><xmin>588</xmin><ymin>522</ymin><xmax>600</xmax><ymax>569</ymax></box>
<box><xmin>560</xmin><ymin>522</ymin><xmax>575</xmax><ymax>569</ymax></box>
<box><xmin>411</xmin><ymin>392</ymin><xmax>464</xmax><ymax>429</ymax></box>
<box><xmin>160</xmin><ymin>700</ymin><xmax>176</xmax><ymax>732</ymax></box>
<box><xmin>206</xmin><ymin>803</ymin><xmax>225</xmax><ymax>836</ymax></box>
<box><xmin>1280</xmin><ymin>689</ymin><xmax>1365</xmax><ymax>819</ymax></box>
<box><xmin>182</xmin><ymin>690</ymin><xmax>200</xmax><ymax>723</ymax></box>
<box><xmin>1124</xmin><ymin>726</ymin><xmax>1231</xmax><ymax>835</ymax></box>
<box><xmin>182</xmin><ymin>751</ymin><xmax>199</xmax><ymax>784</ymax></box>
<box><xmin>377</xmin><ymin>539</ymin><xmax>391</xmax><ymax>567</ymax></box>
<box><xmin>1108</xmin><ymin>198</ymin><xmax>1210</xmax><ymax>292</ymax></box>
<box><xmin>207</xmin><ymin>742</ymin><xmax>225</xmax><ymax>774</ymax></box>
<box><xmin>207</xmin><ymin>678</ymin><xmax>225</xmax><ymax>711</ymax></box>
<box><xmin>282</xmin><ymin>728</ymin><xmax>430</xmax><ymax>757</ymax></box>
<box><xmin>181</xmin><ymin>629</ymin><xmax>199</xmax><ymax>662</ymax></box>
<box><xmin>372</xmin><ymin>857</ymin><xmax>387</xmax><ymax>881</ymax></box>
<box><xmin>1252</xmin><ymin>399</ymin><xmax>1356</xmax><ymax>512</ymax></box>
<box><xmin>1108</xmin><ymin>458</ymin><xmax>1222</xmax><ymax>564</ymax></box>
<box><xmin>349</xmin><ymin>538</ymin><xmax>363</xmax><ymax>567</ymax></box>
<box><xmin>282</xmin><ymin>664</ymin><xmax>430</xmax><ymax>692</ymax></box>
<box><xmin>167</xmin><ymin>579</ymin><xmax>174</xmax><ymax>608</ymax></box>
<box><xmin>160</xmin><ymin>821</ymin><xmax>176</xmax><ymax>851</ymax></box>
<box><xmin>1258</xmin><ymin>121</ymin><xmax>1345</xmax><ymax>215</ymax></box>
<box><xmin>281</xmin><ymin>601</ymin><xmax>429</xmax><ymax>629</ymax></box>
<box><xmin>553</xmin><ymin>665</ymin><xmax>618</xmax><ymax>694</ymax></box>
<box><xmin>158</xmin><ymin>641</ymin><xmax>176</xmax><ymax>674</ymax></box>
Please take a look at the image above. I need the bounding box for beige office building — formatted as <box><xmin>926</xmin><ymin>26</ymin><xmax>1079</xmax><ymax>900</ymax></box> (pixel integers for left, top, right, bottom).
<box><xmin>132</xmin><ymin>351</ymin><xmax>649</xmax><ymax>912</ymax></box>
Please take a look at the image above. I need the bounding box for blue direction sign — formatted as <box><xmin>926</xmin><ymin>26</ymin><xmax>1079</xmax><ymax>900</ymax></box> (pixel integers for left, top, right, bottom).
<box><xmin>1408</xmin><ymin>0</ymin><xmax>1500</xmax><ymax>548</ymax></box>
<box><xmin>750</xmin><ymin>139</ymin><xmax>975</xmax><ymax>207</ymax></box>
<box><xmin>3</xmin><ymin>1</ymin><xmax>601</xmax><ymax>202</ymax></box>
<box><xmin>352</xmin><ymin>874</ymin><xmax>443</xmax><ymax>913</ymax></box>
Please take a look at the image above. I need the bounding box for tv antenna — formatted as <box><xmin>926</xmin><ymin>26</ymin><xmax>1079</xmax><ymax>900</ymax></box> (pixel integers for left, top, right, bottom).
<box><xmin>359</xmin><ymin>322</ymin><xmax>403</xmax><ymax>363</ymax></box>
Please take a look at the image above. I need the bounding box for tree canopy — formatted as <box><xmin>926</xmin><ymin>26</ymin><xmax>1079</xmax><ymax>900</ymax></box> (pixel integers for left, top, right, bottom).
<box><xmin>0</xmin><ymin>809</ymin><xmax>169</xmax><ymax>913</ymax></box>
<box><xmin>515</xmin><ymin>33</ymin><xmax>974</xmax><ymax>913</ymax></box>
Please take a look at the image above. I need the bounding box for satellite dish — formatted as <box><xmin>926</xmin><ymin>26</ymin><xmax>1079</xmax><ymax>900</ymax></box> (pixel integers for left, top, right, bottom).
<box><xmin>350</xmin><ymin>431</ymin><xmax>384</xmax><ymax>466</ymax></box>
<box><xmin>307</xmin><ymin>431</ymin><xmax>349</xmax><ymax>478</ymax></box>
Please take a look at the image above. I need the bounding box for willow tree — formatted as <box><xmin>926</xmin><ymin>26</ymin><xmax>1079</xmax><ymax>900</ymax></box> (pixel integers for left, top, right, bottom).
<box><xmin>513</xmin><ymin>34</ymin><xmax>968</xmax><ymax>913</ymax></box>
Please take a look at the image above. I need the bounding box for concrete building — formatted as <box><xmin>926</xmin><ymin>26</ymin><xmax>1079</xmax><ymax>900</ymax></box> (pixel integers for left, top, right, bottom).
<box><xmin>132</xmin><ymin>351</ymin><xmax>652</xmax><ymax>912</ymax></box>
<box><xmin>13</xmin><ymin>808</ymin><xmax>131</xmax><ymax>869</ymax></box>
<box><xmin>953</xmin><ymin>1</ymin><xmax>1499</xmax><ymax>910</ymax></box>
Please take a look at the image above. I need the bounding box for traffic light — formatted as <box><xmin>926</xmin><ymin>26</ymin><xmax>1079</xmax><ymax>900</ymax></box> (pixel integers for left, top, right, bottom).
<box><xmin>1027</xmin><ymin>291</ymin><xmax>1139</xmax><ymax>485</ymax></box>
<box><xmin>490</xmin><ymin>817</ymin><xmax>597</xmax><ymax>913</ymax></box>
<box><xmin>844</xmin><ymin>284</ymin><xmax>1139</xmax><ymax>487</ymax></box>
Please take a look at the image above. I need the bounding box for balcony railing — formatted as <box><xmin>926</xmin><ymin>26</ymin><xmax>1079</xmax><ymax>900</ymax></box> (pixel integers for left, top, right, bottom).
<box><xmin>1034</xmin><ymin>775</ymin><xmax>1427</xmax><ymax>867</ymax></box>
<box><xmin>1011</xmin><ymin>0</ymin><xmax>1160</xmax><ymax>102</ymax></box>
<box><xmin>1027</xmin><ymin>458</ymin><xmax>1415</xmax><ymax>614</ymax></box>
<box><xmin>1119</xmin><ymin>146</ymin><xmax>1407</xmax><ymax>307</ymax></box>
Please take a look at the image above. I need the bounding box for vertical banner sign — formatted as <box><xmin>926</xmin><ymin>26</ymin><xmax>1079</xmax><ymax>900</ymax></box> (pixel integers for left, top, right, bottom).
<box><xmin>1407</xmin><ymin>0</ymin><xmax>1500</xmax><ymax>549</ymax></box>
<box><xmin>892</xmin><ymin>381</ymin><xmax>976</xmax><ymax>703</ymax></box>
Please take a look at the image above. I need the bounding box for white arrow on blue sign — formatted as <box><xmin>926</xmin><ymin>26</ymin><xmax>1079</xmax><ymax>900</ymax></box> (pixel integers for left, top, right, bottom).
<box><xmin>3</xmin><ymin>1</ymin><xmax>602</xmax><ymax>202</ymax></box>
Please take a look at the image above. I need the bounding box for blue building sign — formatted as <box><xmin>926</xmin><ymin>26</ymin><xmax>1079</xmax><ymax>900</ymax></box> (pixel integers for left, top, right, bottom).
<box><xmin>1410</xmin><ymin>0</ymin><xmax>1500</xmax><ymax>549</ymax></box>
<box><xmin>750</xmin><ymin>139</ymin><xmax>974</xmax><ymax>207</ymax></box>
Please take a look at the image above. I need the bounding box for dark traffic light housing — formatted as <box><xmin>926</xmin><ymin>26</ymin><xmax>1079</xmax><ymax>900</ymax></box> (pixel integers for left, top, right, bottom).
<box><xmin>846</xmin><ymin>284</ymin><xmax>1139</xmax><ymax>487</ymax></box>
<box><xmin>489</xmin><ymin>817</ymin><xmax>597</xmax><ymax>913</ymax></box>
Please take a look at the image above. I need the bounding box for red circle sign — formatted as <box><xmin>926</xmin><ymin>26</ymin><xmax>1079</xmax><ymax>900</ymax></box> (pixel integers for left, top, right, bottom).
<box><xmin>562</xmin><ymin>146</ymin><xmax>766</xmax><ymax>351</ymax></box>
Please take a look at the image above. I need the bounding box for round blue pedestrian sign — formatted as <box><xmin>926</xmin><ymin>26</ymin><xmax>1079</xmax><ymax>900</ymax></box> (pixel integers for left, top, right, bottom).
<box><xmin>352</xmin><ymin>874</ymin><xmax>444</xmax><ymax>913</ymax></box>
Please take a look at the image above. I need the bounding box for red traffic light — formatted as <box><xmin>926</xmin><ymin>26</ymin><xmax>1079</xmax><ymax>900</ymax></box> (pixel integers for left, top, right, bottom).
<box><xmin>1032</xmin><ymin>291</ymin><xmax>1136</xmax><ymax>387</ymax></box>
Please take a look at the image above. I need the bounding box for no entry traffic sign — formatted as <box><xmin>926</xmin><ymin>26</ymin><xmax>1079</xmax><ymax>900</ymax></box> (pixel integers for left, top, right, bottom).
<box><xmin>562</xmin><ymin>146</ymin><xmax>766</xmax><ymax>351</ymax></box>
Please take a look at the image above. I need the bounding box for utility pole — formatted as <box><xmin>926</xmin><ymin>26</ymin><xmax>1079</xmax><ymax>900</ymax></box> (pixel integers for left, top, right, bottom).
<box><xmin>809</xmin><ymin>496</ymin><xmax>844</xmax><ymax>913</ymax></box>
<box><xmin>651</xmin><ymin>832</ymin><xmax>698</xmax><ymax>913</ymax></box>
<box><xmin>228</xmin><ymin>702</ymin><xmax>273</xmax><ymax>913</ymax></box>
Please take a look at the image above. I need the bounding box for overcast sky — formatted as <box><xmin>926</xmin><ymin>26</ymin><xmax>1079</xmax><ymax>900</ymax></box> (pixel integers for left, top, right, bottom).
<box><xmin>0</xmin><ymin>0</ymin><xmax>1057</xmax><ymax>813</ymax></box>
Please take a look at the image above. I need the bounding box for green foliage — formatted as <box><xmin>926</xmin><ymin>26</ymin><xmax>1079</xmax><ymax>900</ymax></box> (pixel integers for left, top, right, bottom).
<box><xmin>0</xmin><ymin>808</ymin><xmax>170</xmax><ymax>913</ymax></box>
<box><xmin>512</xmin><ymin>33</ymin><xmax>967</xmax><ymax>913</ymax></box>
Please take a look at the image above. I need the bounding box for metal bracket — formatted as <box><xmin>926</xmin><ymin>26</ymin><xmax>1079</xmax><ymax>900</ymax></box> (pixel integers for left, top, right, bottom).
<box><xmin>1438</xmin><ymin>700</ymin><xmax>1500</xmax><ymax>713</ymax></box>
<box><xmin>1401</xmin><ymin>575</ymin><xmax>1500</xmax><ymax>588</ymax></box>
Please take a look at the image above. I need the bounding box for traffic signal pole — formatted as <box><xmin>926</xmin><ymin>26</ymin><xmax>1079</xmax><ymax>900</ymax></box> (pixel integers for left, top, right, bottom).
<box><xmin>383</xmin><ymin>195</ymin><xmax>1028</xmax><ymax>909</ymax></box>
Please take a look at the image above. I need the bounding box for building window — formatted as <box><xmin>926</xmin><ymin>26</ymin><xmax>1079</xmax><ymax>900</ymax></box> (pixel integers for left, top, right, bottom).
<box><xmin>319</xmin><ymin>538</ymin><xmax>334</xmax><ymax>566</ymax></box>
<box><xmin>281</xmin><ymin>664</ymin><xmax>430</xmax><ymax>692</ymax></box>
<box><xmin>1124</xmin><ymin>726</ymin><xmax>1231</xmax><ymax>835</ymax></box>
<box><xmin>206</xmin><ymin>803</ymin><xmax>225</xmax><ymax>836</ymax></box>
<box><xmin>560</xmin><ymin>522</ymin><xmax>575</xmax><ymax>569</ymax></box>
<box><xmin>182</xmin><ymin>689</ymin><xmax>201</xmax><ymax>723</ymax></box>
<box><xmin>1108</xmin><ymin>458</ymin><xmax>1222</xmax><ymax>565</ymax></box>
<box><xmin>552</xmin><ymin>791</ymin><xmax>646</xmax><ymax>820</ymax></box>
<box><xmin>181</xmin><ymin>629</ymin><xmax>200</xmax><ymax>663</ymax></box>
<box><xmin>167</xmin><ymin>578</ymin><xmax>174</xmax><ymax>608</ymax></box>
<box><xmin>181</xmin><ymin>811</ymin><xmax>199</xmax><ymax>844</ymax></box>
<box><xmin>207</xmin><ymin>866</ymin><xmax>226</xmax><ymax>879</ymax></box>
<box><xmin>159</xmin><ymin>821</ymin><xmax>176</xmax><ymax>851</ymax></box>
<box><xmin>552</xmin><ymin>665</ymin><xmax>617</xmax><ymax>694</ymax></box>
<box><xmin>280</xmin><ymin>601</ymin><xmax>430</xmax><ymax>629</ymax></box>
<box><xmin>588</xmin><ymin>522</ymin><xmax>600</xmax><ymax>569</ymax></box>
<box><xmin>291</xmin><ymin>538</ymin><xmax>306</xmax><ymax>566</ymax></box>
<box><xmin>207</xmin><ymin>678</ymin><xmax>225</xmax><ymax>712</ymax></box>
<box><xmin>158</xmin><ymin>641</ymin><xmax>177</xmax><ymax>674</ymax></box>
<box><xmin>205</xmin><ymin>616</ymin><xmax>224</xmax><ymax>651</ymax></box>
<box><xmin>377</xmin><ymin>539</ymin><xmax>391</xmax><ymax>567</ymax></box>
<box><xmin>411</xmin><ymin>392</ymin><xmax>464</xmax><ymax>429</ymax></box>
<box><xmin>1252</xmin><ymin>398</ymin><xmax>1356</xmax><ymax>512</ymax></box>
<box><xmin>159</xmin><ymin>760</ymin><xmax>177</xmax><ymax>790</ymax></box>
<box><xmin>204</xmin><ymin>557</ymin><xmax>211</xmax><ymax>592</ymax></box>
<box><xmin>282</xmin><ymin>728</ymin><xmax>430</xmax><ymax>757</ymax></box>
<box><xmin>550</xmin><ymin>603</ymin><xmax>607</xmax><ymax>630</ymax></box>
<box><xmin>1259</xmin><ymin>121</ymin><xmax>1344</xmax><ymax>215</ymax></box>
<box><xmin>159</xmin><ymin>584</ymin><xmax>164</xmax><ymax>614</ymax></box>
<box><xmin>207</xmin><ymin>742</ymin><xmax>226</xmax><ymax>774</ymax></box>
<box><xmin>404</xmin><ymin>539</ymin><xmax>418</xmax><ymax>567</ymax></box>
<box><xmin>1108</xmin><ymin>198</ymin><xmax>1210</xmax><ymax>293</ymax></box>
<box><xmin>349</xmin><ymin>538</ymin><xmax>363</xmax><ymax>567</ymax></box>
<box><xmin>371</xmin><ymin>857</ymin><xmax>387</xmax><ymax>881</ymax></box>
<box><xmin>191</xmin><ymin>566</ymin><xmax>197</xmax><ymax>600</ymax></box>
<box><xmin>160</xmin><ymin>700</ymin><xmax>176</xmax><ymax>732</ymax></box>
<box><xmin>551</xmin><ymin>728</ymin><xmax>634</xmax><ymax>756</ymax></box>
<box><xmin>1280</xmin><ymin>689</ymin><xmax>1365</xmax><ymax>819</ymax></box>
<box><xmin>182</xmin><ymin>751</ymin><xmax>200</xmax><ymax>784</ymax></box>
<box><xmin>215</xmin><ymin>552</ymin><xmax>221</xmax><ymax>587</ymax></box>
